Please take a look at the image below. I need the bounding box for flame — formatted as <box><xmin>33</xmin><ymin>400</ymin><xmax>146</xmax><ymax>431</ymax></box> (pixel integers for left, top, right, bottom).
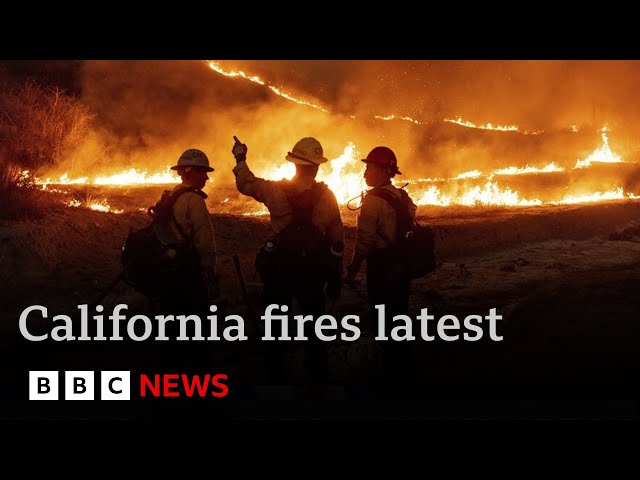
<box><xmin>493</xmin><ymin>162</ymin><xmax>564</xmax><ymax>175</ymax></box>
<box><xmin>374</xmin><ymin>114</ymin><xmax>426</xmax><ymax>125</ymax></box>
<box><xmin>206</xmin><ymin>61</ymin><xmax>553</xmax><ymax>135</ymax></box>
<box><xmin>414</xmin><ymin>181</ymin><xmax>542</xmax><ymax>206</ymax></box>
<box><xmin>444</xmin><ymin>116</ymin><xmax>519</xmax><ymax>132</ymax></box>
<box><xmin>31</xmin><ymin>168</ymin><xmax>179</xmax><ymax>186</ymax></box>
<box><xmin>261</xmin><ymin>143</ymin><xmax>367</xmax><ymax>205</ymax></box>
<box><xmin>39</xmin><ymin>173</ymin><xmax>89</xmax><ymax>184</ymax></box>
<box><xmin>242</xmin><ymin>206</ymin><xmax>269</xmax><ymax>216</ymax></box>
<box><xmin>19</xmin><ymin>91</ymin><xmax>639</xmax><ymax>214</ymax></box>
<box><xmin>53</xmin><ymin>134</ymin><xmax>637</xmax><ymax>210</ymax></box>
<box><xmin>207</xmin><ymin>61</ymin><xmax>327</xmax><ymax>113</ymax></box>
<box><xmin>414</xmin><ymin>186</ymin><xmax>452</xmax><ymax>206</ymax></box>
<box><xmin>556</xmin><ymin>188</ymin><xmax>640</xmax><ymax>204</ymax></box>
<box><xmin>574</xmin><ymin>127</ymin><xmax>622</xmax><ymax>169</ymax></box>
<box><xmin>93</xmin><ymin>168</ymin><xmax>178</xmax><ymax>185</ymax></box>
<box><xmin>453</xmin><ymin>170</ymin><xmax>483</xmax><ymax>180</ymax></box>
<box><xmin>66</xmin><ymin>198</ymin><xmax>123</xmax><ymax>214</ymax></box>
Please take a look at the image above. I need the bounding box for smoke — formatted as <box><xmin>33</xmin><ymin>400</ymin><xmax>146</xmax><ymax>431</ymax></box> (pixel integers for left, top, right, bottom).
<box><xmin>65</xmin><ymin>60</ymin><xmax>640</xmax><ymax>187</ymax></box>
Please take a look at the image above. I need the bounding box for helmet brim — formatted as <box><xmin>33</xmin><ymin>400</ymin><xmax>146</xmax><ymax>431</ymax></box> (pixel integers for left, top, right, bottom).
<box><xmin>171</xmin><ymin>165</ymin><xmax>214</xmax><ymax>172</ymax></box>
<box><xmin>286</xmin><ymin>152</ymin><xmax>328</xmax><ymax>165</ymax></box>
<box><xmin>361</xmin><ymin>158</ymin><xmax>401</xmax><ymax>175</ymax></box>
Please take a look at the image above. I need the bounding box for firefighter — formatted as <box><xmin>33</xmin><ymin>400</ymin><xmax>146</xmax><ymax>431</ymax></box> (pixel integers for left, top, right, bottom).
<box><xmin>231</xmin><ymin>136</ymin><xmax>344</xmax><ymax>393</ymax></box>
<box><xmin>158</xmin><ymin>148</ymin><xmax>219</xmax><ymax>313</ymax></box>
<box><xmin>345</xmin><ymin>146</ymin><xmax>417</xmax><ymax>389</ymax></box>
<box><xmin>148</xmin><ymin>148</ymin><xmax>220</xmax><ymax>375</ymax></box>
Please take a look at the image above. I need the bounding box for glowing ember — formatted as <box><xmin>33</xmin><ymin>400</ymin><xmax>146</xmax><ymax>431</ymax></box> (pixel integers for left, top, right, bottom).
<box><xmin>66</xmin><ymin>198</ymin><xmax>123</xmax><ymax>214</ymax></box>
<box><xmin>242</xmin><ymin>206</ymin><xmax>269</xmax><ymax>216</ymax></box>
<box><xmin>574</xmin><ymin>127</ymin><xmax>622</xmax><ymax>169</ymax></box>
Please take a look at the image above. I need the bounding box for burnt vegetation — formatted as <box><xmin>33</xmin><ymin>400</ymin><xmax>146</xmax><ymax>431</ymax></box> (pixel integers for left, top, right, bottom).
<box><xmin>0</xmin><ymin>80</ymin><xmax>93</xmax><ymax>219</ymax></box>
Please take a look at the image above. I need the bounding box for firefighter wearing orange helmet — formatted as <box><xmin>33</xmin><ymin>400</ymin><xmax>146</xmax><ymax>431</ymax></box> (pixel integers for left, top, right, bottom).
<box><xmin>345</xmin><ymin>146</ymin><xmax>417</xmax><ymax>389</ymax></box>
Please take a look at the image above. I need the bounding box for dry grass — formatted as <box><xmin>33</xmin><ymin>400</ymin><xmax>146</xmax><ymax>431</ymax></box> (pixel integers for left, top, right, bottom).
<box><xmin>0</xmin><ymin>80</ymin><xmax>94</xmax><ymax>219</ymax></box>
<box><xmin>0</xmin><ymin>165</ymin><xmax>55</xmax><ymax>219</ymax></box>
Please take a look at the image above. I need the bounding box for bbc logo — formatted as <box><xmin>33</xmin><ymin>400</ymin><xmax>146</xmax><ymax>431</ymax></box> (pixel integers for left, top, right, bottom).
<box><xmin>29</xmin><ymin>371</ymin><xmax>131</xmax><ymax>400</ymax></box>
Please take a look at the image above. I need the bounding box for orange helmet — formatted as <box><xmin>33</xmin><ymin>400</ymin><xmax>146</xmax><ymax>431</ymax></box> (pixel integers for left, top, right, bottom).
<box><xmin>362</xmin><ymin>146</ymin><xmax>402</xmax><ymax>175</ymax></box>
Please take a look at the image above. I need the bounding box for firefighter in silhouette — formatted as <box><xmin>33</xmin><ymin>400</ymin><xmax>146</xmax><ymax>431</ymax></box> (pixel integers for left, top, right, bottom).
<box><xmin>232</xmin><ymin>136</ymin><xmax>344</xmax><ymax>394</ymax></box>
<box><xmin>345</xmin><ymin>146</ymin><xmax>417</xmax><ymax>391</ymax></box>
<box><xmin>151</xmin><ymin>148</ymin><xmax>219</xmax><ymax>372</ymax></box>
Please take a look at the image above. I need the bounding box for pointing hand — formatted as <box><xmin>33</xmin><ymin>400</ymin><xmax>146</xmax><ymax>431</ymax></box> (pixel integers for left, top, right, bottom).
<box><xmin>232</xmin><ymin>136</ymin><xmax>248</xmax><ymax>162</ymax></box>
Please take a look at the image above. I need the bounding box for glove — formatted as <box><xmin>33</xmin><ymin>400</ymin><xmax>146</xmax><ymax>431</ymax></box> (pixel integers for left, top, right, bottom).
<box><xmin>232</xmin><ymin>136</ymin><xmax>248</xmax><ymax>163</ymax></box>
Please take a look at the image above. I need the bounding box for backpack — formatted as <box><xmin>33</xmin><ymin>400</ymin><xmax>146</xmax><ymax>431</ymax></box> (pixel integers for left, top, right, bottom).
<box><xmin>121</xmin><ymin>186</ymin><xmax>201</xmax><ymax>297</ymax></box>
<box><xmin>367</xmin><ymin>187</ymin><xmax>436</xmax><ymax>279</ymax></box>
<box><xmin>255</xmin><ymin>182</ymin><xmax>331</xmax><ymax>283</ymax></box>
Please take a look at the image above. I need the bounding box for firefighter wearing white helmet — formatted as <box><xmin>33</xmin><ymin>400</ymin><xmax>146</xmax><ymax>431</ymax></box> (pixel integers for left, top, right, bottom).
<box><xmin>155</xmin><ymin>148</ymin><xmax>219</xmax><ymax>316</ymax></box>
<box><xmin>232</xmin><ymin>135</ymin><xmax>344</xmax><ymax>391</ymax></box>
<box><xmin>171</xmin><ymin>148</ymin><xmax>215</xmax><ymax>172</ymax></box>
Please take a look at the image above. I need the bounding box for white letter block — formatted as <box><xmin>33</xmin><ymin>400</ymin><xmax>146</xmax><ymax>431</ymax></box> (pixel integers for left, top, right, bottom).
<box><xmin>29</xmin><ymin>371</ymin><xmax>58</xmax><ymax>400</ymax></box>
<box><xmin>101</xmin><ymin>371</ymin><xmax>130</xmax><ymax>400</ymax></box>
<box><xmin>65</xmin><ymin>371</ymin><xmax>94</xmax><ymax>400</ymax></box>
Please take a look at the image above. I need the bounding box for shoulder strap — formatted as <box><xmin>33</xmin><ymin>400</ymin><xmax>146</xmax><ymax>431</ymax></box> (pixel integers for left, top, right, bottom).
<box><xmin>150</xmin><ymin>186</ymin><xmax>203</xmax><ymax>241</ymax></box>
<box><xmin>366</xmin><ymin>187</ymin><xmax>412</xmax><ymax>219</ymax></box>
<box><xmin>366</xmin><ymin>187</ymin><xmax>415</xmax><ymax>241</ymax></box>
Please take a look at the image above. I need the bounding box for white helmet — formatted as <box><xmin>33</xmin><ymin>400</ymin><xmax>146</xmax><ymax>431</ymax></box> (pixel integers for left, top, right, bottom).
<box><xmin>285</xmin><ymin>137</ymin><xmax>328</xmax><ymax>165</ymax></box>
<box><xmin>171</xmin><ymin>149</ymin><xmax>214</xmax><ymax>172</ymax></box>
